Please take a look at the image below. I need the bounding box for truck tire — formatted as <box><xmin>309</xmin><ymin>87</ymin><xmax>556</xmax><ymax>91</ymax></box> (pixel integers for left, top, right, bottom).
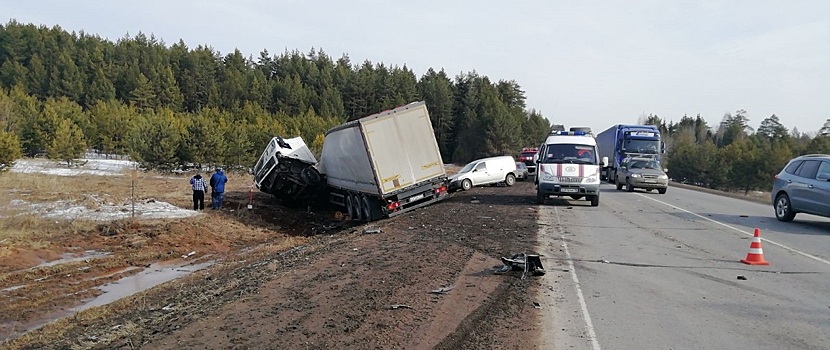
<box><xmin>360</xmin><ymin>194</ymin><xmax>372</xmax><ymax>221</ymax></box>
<box><xmin>505</xmin><ymin>174</ymin><xmax>516</xmax><ymax>186</ymax></box>
<box><xmin>590</xmin><ymin>195</ymin><xmax>599</xmax><ymax>207</ymax></box>
<box><xmin>353</xmin><ymin>194</ymin><xmax>365</xmax><ymax>221</ymax></box>
<box><xmin>345</xmin><ymin>194</ymin><xmax>357</xmax><ymax>220</ymax></box>
<box><xmin>300</xmin><ymin>167</ymin><xmax>321</xmax><ymax>184</ymax></box>
<box><xmin>658</xmin><ymin>188</ymin><xmax>667</xmax><ymax>194</ymax></box>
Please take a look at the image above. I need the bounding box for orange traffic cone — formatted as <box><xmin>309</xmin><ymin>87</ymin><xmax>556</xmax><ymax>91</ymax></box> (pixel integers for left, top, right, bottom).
<box><xmin>740</xmin><ymin>228</ymin><xmax>770</xmax><ymax>265</ymax></box>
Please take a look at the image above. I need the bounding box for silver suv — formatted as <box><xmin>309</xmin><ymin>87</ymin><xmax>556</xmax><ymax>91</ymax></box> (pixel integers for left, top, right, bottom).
<box><xmin>771</xmin><ymin>154</ymin><xmax>830</xmax><ymax>222</ymax></box>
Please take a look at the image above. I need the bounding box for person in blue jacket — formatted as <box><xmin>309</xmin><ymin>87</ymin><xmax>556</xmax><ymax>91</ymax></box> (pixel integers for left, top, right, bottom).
<box><xmin>209</xmin><ymin>167</ymin><xmax>228</xmax><ymax>210</ymax></box>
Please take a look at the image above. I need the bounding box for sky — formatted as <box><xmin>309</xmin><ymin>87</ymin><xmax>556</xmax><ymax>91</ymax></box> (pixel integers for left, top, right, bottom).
<box><xmin>3</xmin><ymin>0</ymin><xmax>829</xmax><ymax>134</ymax></box>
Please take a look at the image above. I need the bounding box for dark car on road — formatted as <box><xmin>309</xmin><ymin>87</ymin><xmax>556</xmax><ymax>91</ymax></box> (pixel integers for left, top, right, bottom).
<box><xmin>771</xmin><ymin>154</ymin><xmax>830</xmax><ymax>222</ymax></box>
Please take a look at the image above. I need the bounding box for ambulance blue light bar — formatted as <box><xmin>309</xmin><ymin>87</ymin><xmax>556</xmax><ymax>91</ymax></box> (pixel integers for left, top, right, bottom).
<box><xmin>551</xmin><ymin>131</ymin><xmax>588</xmax><ymax>136</ymax></box>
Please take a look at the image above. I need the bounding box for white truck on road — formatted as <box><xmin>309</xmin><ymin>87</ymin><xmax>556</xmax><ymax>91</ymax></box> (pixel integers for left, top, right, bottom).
<box><xmin>535</xmin><ymin>128</ymin><xmax>607</xmax><ymax>206</ymax></box>
<box><xmin>253</xmin><ymin>102</ymin><xmax>449</xmax><ymax>221</ymax></box>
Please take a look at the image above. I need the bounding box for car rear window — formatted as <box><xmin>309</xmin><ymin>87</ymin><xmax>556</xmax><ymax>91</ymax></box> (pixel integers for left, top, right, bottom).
<box><xmin>796</xmin><ymin>160</ymin><xmax>820</xmax><ymax>179</ymax></box>
<box><xmin>784</xmin><ymin>160</ymin><xmax>802</xmax><ymax>174</ymax></box>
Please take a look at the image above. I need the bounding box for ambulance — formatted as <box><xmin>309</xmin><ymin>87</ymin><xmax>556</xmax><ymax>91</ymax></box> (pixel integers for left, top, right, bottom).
<box><xmin>535</xmin><ymin>128</ymin><xmax>608</xmax><ymax>206</ymax></box>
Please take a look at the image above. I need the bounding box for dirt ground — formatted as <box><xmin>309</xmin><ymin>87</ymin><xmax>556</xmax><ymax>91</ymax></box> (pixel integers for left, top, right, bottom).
<box><xmin>1</xmin><ymin>172</ymin><xmax>546</xmax><ymax>349</ymax></box>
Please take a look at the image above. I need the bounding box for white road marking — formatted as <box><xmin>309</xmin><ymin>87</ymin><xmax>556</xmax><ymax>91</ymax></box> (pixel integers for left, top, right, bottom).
<box><xmin>636</xmin><ymin>193</ymin><xmax>830</xmax><ymax>266</ymax></box>
<box><xmin>554</xmin><ymin>207</ymin><xmax>602</xmax><ymax>350</ymax></box>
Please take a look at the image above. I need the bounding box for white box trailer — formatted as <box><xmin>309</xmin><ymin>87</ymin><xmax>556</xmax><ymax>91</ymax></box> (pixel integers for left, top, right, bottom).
<box><xmin>252</xmin><ymin>102</ymin><xmax>449</xmax><ymax>222</ymax></box>
<box><xmin>318</xmin><ymin>101</ymin><xmax>448</xmax><ymax>220</ymax></box>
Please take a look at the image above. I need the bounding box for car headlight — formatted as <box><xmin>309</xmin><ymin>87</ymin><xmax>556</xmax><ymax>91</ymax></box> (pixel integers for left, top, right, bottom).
<box><xmin>541</xmin><ymin>173</ymin><xmax>555</xmax><ymax>181</ymax></box>
<box><xmin>586</xmin><ymin>176</ymin><xmax>598</xmax><ymax>183</ymax></box>
<box><xmin>658</xmin><ymin>174</ymin><xmax>668</xmax><ymax>179</ymax></box>
<box><xmin>631</xmin><ymin>173</ymin><xmax>642</xmax><ymax>178</ymax></box>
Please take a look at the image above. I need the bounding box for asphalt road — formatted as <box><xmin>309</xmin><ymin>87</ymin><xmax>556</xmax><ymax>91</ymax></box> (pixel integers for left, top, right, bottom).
<box><xmin>534</xmin><ymin>183</ymin><xmax>830</xmax><ymax>350</ymax></box>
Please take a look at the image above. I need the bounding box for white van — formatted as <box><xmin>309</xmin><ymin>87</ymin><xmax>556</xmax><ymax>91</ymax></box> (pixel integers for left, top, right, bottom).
<box><xmin>536</xmin><ymin>129</ymin><xmax>607</xmax><ymax>206</ymax></box>
<box><xmin>449</xmin><ymin>156</ymin><xmax>518</xmax><ymax>191</ymax></box>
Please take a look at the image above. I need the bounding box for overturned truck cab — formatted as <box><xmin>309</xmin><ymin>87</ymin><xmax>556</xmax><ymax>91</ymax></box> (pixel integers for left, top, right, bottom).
<box><xmin>253</xmin><ymin>102</ymin><xmax>449</xmax><ymax>222</ymax></box>
<box><xmin>252</xmin><ymin>136</ymin><xmax>324</xmax><ymax>207</ymax></box>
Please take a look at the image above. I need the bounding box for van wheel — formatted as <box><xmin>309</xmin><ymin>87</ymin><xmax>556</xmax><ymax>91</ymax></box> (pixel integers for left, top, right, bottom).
<box><xmin>775</xmin><ymin>193</ymin><xmax>796</xmax><ymax>222</ymax></box>
<box><xmin>658</xmin><ymin>188</ymin><xmax>667</xmax><ymax>194</ymax></box>
<box><xmin>461</xmin><ymin>179</ymin><xmax>473</xmax><ymax>191</ymax></box>
<box><xmin>536</xmin><ymin>190</ymin><xmax>545</xmax><ymax>205</ymax></box>
<box><xmin>590</xmin><ymin>195</ymin><xmax>599</xmax><ymax>207</ymax></box>
<box><xmin>505</xmin><ymin>174</ymin><xmax>516</xmax><ymax>186</ymax></box>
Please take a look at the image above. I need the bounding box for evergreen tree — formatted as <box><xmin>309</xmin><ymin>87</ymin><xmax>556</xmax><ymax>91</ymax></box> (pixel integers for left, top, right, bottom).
<box><xmin>126</xmin><ymin>109</ymin><xmax>184</xmax><ymax>168</ymax></box>
<box><xmin>0</xmin><ymin>130</ymin><xmax>22</xmax><ymax>171</ymax></box>
<box><xmin>756</xmin><ymin>114</ymin><xmax>788</xmax><ymax>139</ymax></box>
<box><xmin>46</xmin><ymin>118</ymin><xmax>86</xmax><ymax>166</ymax></box>
<box><xmin>85</xmin><ymin>67</ymin><xmax>116</xmax><ymax>106</ymax></box>
<box><xmin>48</xmin><ymin>50</ymin><xmax>85</xmax><ymax>101</ymax></box>
<box><xmin>0</xmin><ymin>60</ymin><xmax>28</xmax><ymax>87</ymax></box>
<box><xmin>417</xmin><ymin>68</ymin><xmax>454</xmax><ymax>159</ymax></box>
<box><xmin>819</xmin><ymin>119</ymin><xmax>830</xmax><ymax>136</ymax></box>
<box><xmin>26</xmin><ymin>53</ymin><xmax>48</xmax><ymax>98</ymax></box>
<box><xmin>130</xmin><ymin>72</ymin><xmax>157</xmax><ymax>111</ymax></box>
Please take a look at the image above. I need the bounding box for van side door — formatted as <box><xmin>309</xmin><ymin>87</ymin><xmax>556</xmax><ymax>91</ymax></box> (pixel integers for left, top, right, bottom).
<box><xmin>471</xmin><ymin>161</ymin><xmax>489</xmax><ymax>185</ymax></box>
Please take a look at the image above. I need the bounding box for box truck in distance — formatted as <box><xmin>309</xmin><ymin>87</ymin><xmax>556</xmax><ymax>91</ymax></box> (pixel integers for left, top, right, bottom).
<box><xmin>595</xmin><ymin>124</ymin><xmax>664</xmax><ymax>183</ymax></box>
<box><xmin>252</xmin><ymin>102</ymin><xmax>449</xmax><ymax>222</ymax></box>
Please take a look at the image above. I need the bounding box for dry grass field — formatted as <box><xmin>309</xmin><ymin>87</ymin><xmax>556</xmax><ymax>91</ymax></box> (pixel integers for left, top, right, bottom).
<box><xmin>0</xmin><ymin>161</ymin><xmax>322</xmax><ymax>343</ymax></box>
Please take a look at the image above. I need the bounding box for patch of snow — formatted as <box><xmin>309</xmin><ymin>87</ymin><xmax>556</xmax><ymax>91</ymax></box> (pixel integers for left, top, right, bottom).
<box><xmin>11</xmin><ymin>158</ymin><xmax>138</xmax><ymax>177</ymax></box>
<box><xmin>10</xmin><ymin>199</ymin><xmax>200</xmax><ymax>221</ymax></box>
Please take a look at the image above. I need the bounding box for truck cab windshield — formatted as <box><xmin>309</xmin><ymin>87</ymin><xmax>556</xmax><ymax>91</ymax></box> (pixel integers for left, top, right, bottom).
<box><xmin>623</xmin><ymin>139</ymin><xmax>659</xmax><ymax>154</ymax></box>
<box><xmin>540</xmin><ymin>144</ymin><xmax>597</xmax><ymax>164</ymax></box>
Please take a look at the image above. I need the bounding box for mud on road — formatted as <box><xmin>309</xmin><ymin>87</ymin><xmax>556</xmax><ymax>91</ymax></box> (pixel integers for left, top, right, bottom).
<box><xmin>5</xmin><ymin>180</ymin><xmax>547</xmax><ymax>350</ymax></box>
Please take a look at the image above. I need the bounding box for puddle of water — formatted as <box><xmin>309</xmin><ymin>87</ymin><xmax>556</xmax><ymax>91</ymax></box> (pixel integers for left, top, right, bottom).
<box><xmin>71</xmin><ymin>260</ymin><xmax>214</xmax><ymax>312</ymax></box>
<box><xmin>32</xmin><ymin>250</ymin><xmax>110</xmax><ymax>269</ymax></box>
<box><xmin>0</xmin><ymin>260</ymin><xmax>214</xmax><ymax>343</ymax></box>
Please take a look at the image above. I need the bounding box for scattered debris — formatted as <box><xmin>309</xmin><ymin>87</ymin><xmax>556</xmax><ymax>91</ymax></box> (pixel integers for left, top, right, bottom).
<box><xmin>533</xmin><ymin>302</ymin><xmax>542</xmax><ymax>309</ymax></box>
<box><xmin>600</xmin><ymin>259</ymin><xmax>610</xmax><ymax>264</ymax></box>
<box><xmin>390</xmin><ymin>304</ymin><xmax>414</xmax><ymax>310</ymax></box>
<box><xmin>737</xmin><ymin>275</ymin><xmax>747</xmax><ymax>280</ymax></box>
<box><xmin>430</xmin><ymin>286</ymin><xmax>455</xmax><ymax>294</ymax></box>
<box><xmin>182</xmin><ymin>251</ymin><xmax>196</xmax><ymax>259</ymax></box>
<box><xmin>161</xmin><ymin>304</ymin><xmax>176</xmax><ymax>311</ymax></box>
<box><xmin>363</xmin><ymin>227</ymin><xmax>382</xmax><ymax>234</ymax></box>
<box><xmin>470</xmin><ymin>200</ymin><xmax>480</xmax><ymax>204</ymax></box>
<box><xmin>496</xmin><ymin>253</ymin><xmax>545</xmax><ymax>279</ymax></box>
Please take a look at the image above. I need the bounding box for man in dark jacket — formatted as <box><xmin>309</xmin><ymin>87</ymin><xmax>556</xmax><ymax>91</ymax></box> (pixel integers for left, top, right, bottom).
<box><xmin>189</xmin><ymin>173</ymin><xmax>208</xmax><ymax>210</ymax></box>
<box><xmin>209</xmin><ymin>168</ymin><xmax>228</xmax><ymax>210</ymax></box>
